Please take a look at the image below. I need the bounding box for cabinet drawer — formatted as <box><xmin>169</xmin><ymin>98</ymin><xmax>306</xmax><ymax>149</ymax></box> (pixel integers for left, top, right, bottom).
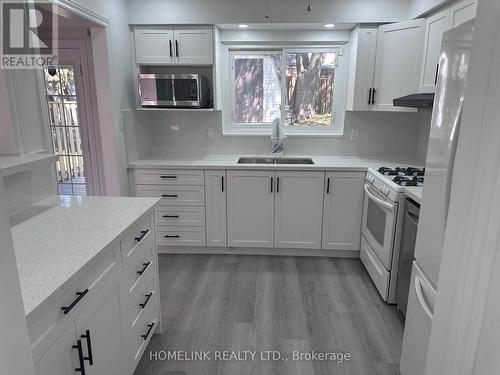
<box><xmin>157</xmin><ymin>227</ymin><xmax>206</xmax><ymax>247</ymax></box>
<box><xmin>122</xmin><ymin>245</ymin><xmax>156</xmax><ymax>298</ymax></box>
<box><xmin>134</xmin><ymin>169</ymin><xmax>204</xmax><ymax>185</ymax></box>
<box><xmin>29</xmin><ymin>245</ymin><xmax>121</xmax><ymax>363</ymax></box>
<box><xmin>121</xmin><ymin>215</ymin><xmax>154</xmax><ymax>267</ymax></box>
<box><xmin>128</xmin><ymin>296</ymin><xmax>158</xmax><ymax>367</ymax></box>
<box><xmin>360</xmin><ymin>237</ymin><xmax>390</xmax><ymax>301</ymax></box>
<box><xmin>136</xmin><ymin>185</ymin><xmax>205</xmax><ymax>206</ymax></box>
<box><xmin>123</xmin><ymin>275</ymin><xmax>157</xmax><ymax>328</ymax></box>
<box><xmin>155</xmin><ymin>206</ymin><xmax>205</xmax><ymax>227</ymax></box>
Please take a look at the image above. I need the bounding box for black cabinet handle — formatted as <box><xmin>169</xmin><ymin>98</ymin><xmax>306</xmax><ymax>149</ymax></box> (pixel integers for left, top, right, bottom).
<box><xmin>137</xmin><ymin>261</ymin><xmax>151</xmax><ymax>276</ymax></box>
<box><xmin>160</xmin><ymin>175</ymin><xmax>177</xmax><ymax>179</ymax></box>
<box><xmin>81</xmin><ymin>330</ymin><xmax>94</xmax><ymax>366</ymax></box>
<box><xmin>161</xmin><ymin>194</ymin><xmax>178</xmax><ymax>198</ymax></box>
<box><xmin>368</xmin><ymin>88</ymin><xmax>372</xmax><ymax>105</ymax></box>
<box><xmin>62</xmin><ymin>289</ymin><xmax>89</xmax><ymax>315</ymax></box>
<box><xmin>140</xmin><ymin>292</ymin><xmax>153</xmax><ymax>309</ymax></box>
<box><xmin>371</xmin><ymin>88</ymin><xmax>376</xmax><ymax>104</ymax></box>
<box><xmin>169</xmin><ymin>40</ymin><xmax>172</xmax><ymax>58</ymax></box>
<box><xmin>73</xmin><ymin>340</ymin><xmax>86</xmax><ymax>374</ymax></box>
<box><xmin>326</xmin><ymin>178</ymin><xmax>331</xmax><ymax>194</ymax></box>
<box><xmin>175</xmin><ymin>40</ymin><xmax>179</xmax><ymax>57</ymax></box>
<box><xmin>135</xmin><ymin>229</ymin><xmax>149</xmax><ymax>242</ymax></box>
<box><xmin>434</xmin><ymin>63</ymin><xmax>439</xmax><ymax>85</ymax></box>
<box><xmin>142</xmin><ymin>322</ymin><xmax>155</xmax><ymax>340</ymax></box>
<box><xmin>221</xmin><ymin>175</ymin><xmax>224</xmax><ymax>192</ymax></box>
<box><xmin>163</xmin><ymin>214</ymin><xmax>179</xmax><ymax>218</ymax></box>
<box><xmin>276</xmin><ymin>177</ymin><xmax>280</xmax><ymax>193</ymax></box>
<box><xmin>164</xmin><ymin>235</ymin><xmax>180</xmax><ymax>238</ymax></box>
<box><xmin>270</xmin><ymin>177</ymin><xmax>273</xmax><ymax>193</ymax></box>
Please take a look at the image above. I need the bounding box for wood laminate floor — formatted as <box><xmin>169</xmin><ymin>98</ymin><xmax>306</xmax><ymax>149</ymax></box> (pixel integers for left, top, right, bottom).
<box><xmin>134</xmin><ymin>255</ymin><xmax>404</xmax><ymax>375</ymax></box>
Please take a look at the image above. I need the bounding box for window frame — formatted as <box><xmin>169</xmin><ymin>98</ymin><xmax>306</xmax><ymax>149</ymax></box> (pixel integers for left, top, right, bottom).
<box><xmin>222</xmin><ymin>44</ymin><xmax>347</xmax><ymax>137</ymax></box>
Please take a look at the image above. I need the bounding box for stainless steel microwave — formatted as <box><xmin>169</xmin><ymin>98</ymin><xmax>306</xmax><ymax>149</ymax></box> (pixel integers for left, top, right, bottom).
<box><xmin>138</xmin><ymin>73</ymin><xmax>211</xmax><ymax>108</ymax></box>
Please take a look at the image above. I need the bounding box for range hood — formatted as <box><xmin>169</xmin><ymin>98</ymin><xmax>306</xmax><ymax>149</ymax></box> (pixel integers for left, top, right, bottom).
<box><xmin>393</xmin><ymin>93</ymin><xmax>435</xmax><ymax>108</ymax></box>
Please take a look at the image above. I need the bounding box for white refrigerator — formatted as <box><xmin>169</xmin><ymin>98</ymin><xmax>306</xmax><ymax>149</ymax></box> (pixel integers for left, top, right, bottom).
<box><xmin>400</xmin><ymin>20</ymin><xmax>474</xmax><ymax>375</ymax></box>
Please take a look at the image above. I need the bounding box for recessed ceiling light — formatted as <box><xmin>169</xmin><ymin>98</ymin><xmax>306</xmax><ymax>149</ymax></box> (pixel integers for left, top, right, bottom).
<box><xmin>238</xmin><ymin>24</ymin><xmax>249</xmax><ymax>28</ymax></box>
<box><xmin>323</xmin><ymin>23</ymin><xmax>335</xmax><ymax>28</ymax></box>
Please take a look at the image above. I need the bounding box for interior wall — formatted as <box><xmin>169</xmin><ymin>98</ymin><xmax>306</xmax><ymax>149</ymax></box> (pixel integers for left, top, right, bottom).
<box><xmin>126</xmin><ymin>110</ymin><xmax>421</xmax><ymax>158</ymax></box>
<box><xmin>127</xmin><ymin>0</ymin><xmax>410</xmax><ymax>24</ymax></box>
<box><xmin>416</xmin><ymin>109</ymin><xmax>432</xmax><ymax>161</ymax></box>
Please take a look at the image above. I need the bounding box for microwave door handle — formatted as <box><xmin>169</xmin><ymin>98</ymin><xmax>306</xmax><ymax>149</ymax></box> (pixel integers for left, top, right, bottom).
<box><xmin>363</xmin><ymin>184</ymin><xmax>395</xmax><ymax>211</ymax></box>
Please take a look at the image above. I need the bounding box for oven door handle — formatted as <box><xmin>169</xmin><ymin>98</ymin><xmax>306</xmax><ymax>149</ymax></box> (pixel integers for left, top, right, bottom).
<box><xmin>364</xmin><ymin>184</ymin><xmax>396</xmax><ymax>211</ymax></box>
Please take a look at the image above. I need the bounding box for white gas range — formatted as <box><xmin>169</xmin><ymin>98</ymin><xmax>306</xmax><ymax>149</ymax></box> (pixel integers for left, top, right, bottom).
<box><xmin>360</xmin><ymin>167</ymin><xmax>424</xmax><ymax>304</ymax></box>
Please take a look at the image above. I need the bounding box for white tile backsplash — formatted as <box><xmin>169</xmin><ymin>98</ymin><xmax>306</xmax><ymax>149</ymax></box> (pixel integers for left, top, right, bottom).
<box><xmin>125</xmin><ymin>110</ymin><xmax>422</xmax><ymax>160</ymax></box>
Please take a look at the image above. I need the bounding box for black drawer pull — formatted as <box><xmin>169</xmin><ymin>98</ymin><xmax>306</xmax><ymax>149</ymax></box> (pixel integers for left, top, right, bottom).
<box><xmin>161</xmin><ymin>194</ymin><xmax>178</xmax><ymax>198</ymax></box>
<box><xmin>142</xmin><ymin>322</ymin><xmax>155</xmax><ymax>340</ymax></box>
<box><xmin>163</xmin><ymin>214</ymin><xmax>179</xmax><ymax>218</ymax></box>
<box><xmin>62</xmin><ymin>289</ymin><xmax>89</xmax><ymax>315</ymax></box>
<box><xmin>160</xmin><ymin>175</ymin><xmax>177</xmax><ymax>179</ymax></box>
<box><xmin>164</xmin><ymin>235</ymin><xmax>180</xmax><ymax>238</ymax></box>
<box><xmin>81</xmin><ymin>330</ymin><xmax>94</xmax><ymax>365</ymax></box>
<box><xmin>134</xmin><ymin>229</ymin><xmax>149</xmax><ymax>242</ymax></box>
<box><xmin>326</xmin><ymin>178</ymin><xmax>331</xmax><ymax>194</ymax></box>
<box><xmin>140</xmin><ymin>292</ymin><xmax>154</xmax><ymax>309</ymax></box>
<box><xmin>73</xmin><ymin>340</ymin><xmax>86</xmax><ymax>374</ymax></box>
<box><xmin>137</xmin><ymin>261</ymin><xmax>151</xmax><ymax>276</ymax></box>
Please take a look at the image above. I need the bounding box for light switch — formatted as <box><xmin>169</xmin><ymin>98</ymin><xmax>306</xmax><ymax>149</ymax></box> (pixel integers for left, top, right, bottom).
<box><xmin>207</xmin><ymin>128</ymin><xmax>215</xmax><ymax>140</ymax></box>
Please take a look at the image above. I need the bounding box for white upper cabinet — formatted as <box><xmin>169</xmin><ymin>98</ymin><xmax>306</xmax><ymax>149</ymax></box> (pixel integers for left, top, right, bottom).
<box><xmin>134</xmin><ymin>26</ymin><xmax>213</xmax><ymax>65</ymax></box>
<box><xmin>419</xmin><ymin>0</ymin><xmax>476</xmax><ymax>92</ymax></box>
<box><xmin>449</xmin><ymin>0</ymin><xmax>477</xmax><ymax>28</ymax></box>
<box><xmin>227</xmin><ymin>171</ymin><xmax>275</xmax><ymax>248</ymax></box>
<box><xmin>346</xmin><ymin>20</ymin><xmax>425</xmax><ymax>112</ymax></box>
<box><xmin>372</xmin><ymin>19</ymin><xmax>426</xmax><ymax>111</ymax></box>
<box><xmin>322</xmin><ymin>172</ymin><xmax>365</xmax><ymax>251</ymax></box>
<box><xmin>134</xmin><ymin>27</ymin><xmax>174</xmax><ymax>65</ymax></box>
<box><xmin>345</xmin><ymin>27</ymin><xmax>378</xmax><ymax>111</ymax></box>
<box><xmin>174</xmin><ymin>27</ymin><xmax>213</xmax><ymax>65</ymax></box>
<box><xmin>205</xmin><ymin>170</ymin><xmax>227</xmax><ymax>247</ymax></box>
<box><xmin>274</xmin><ymin>172</ymin><xmax>324</xmax><ymax>249</ymax></box>
<box><xmin>420</xmin><ymin>10</ymin><xmax>451</xmax><ymax>93</ymax></box>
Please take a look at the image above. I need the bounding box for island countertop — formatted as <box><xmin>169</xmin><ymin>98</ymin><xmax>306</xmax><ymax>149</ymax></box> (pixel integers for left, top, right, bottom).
<box><xmin>10</xmin><ymin>195</ymin><xmax>160</xmax><ymax>323</ymax></box>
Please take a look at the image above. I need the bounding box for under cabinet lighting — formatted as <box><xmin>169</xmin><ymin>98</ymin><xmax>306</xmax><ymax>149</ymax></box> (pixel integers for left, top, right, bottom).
<box><xmin>238</xmin><ymin>24</ymin><xmax>249</xmax><ymax>28</ymax></box>
<box><xmin>323</xmin><ymin>23</ymin><xmax>335</xmax><ymax>28</ymax></box>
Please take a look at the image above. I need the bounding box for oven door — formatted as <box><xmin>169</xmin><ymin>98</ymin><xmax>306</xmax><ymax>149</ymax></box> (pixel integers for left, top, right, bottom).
<box><xmin>139</xmin><ymin>74</ymin><xmax>175</xmax><ymax>106</ymax></box>
<box><xmin>361</xmin><ymin>183</ymin><xmax>398</xmax><ymax>270</ymax></box>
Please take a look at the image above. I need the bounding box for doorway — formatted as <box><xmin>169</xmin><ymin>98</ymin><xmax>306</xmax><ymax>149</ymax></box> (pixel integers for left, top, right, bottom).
<box><xmin>43</xmin><ymin>38</ymin><xmax>102</xmax><ymax>196</ymax></box>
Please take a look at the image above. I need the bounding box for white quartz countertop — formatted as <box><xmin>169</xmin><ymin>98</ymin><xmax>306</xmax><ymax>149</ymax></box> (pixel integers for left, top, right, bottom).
<box><xmin>128</xmin><ymin>154</ymin><xmax>424</xmax><ymax>171</ymax></box>
<box><xmin>404</xmin><ymin>186</ymin><xmax>423</xmax><ymax>205</ymax></box>
<box><xmin>11</xmin><ymin>195</ymin><xmax>160</xmax><ymax>322</ymax></box>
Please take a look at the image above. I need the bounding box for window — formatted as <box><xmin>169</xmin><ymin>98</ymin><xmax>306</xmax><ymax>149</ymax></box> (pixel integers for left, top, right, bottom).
<box><xmin>224</xmin><ymin>46</ymin><xmax>346</xmax><ymax>136</ymax></box>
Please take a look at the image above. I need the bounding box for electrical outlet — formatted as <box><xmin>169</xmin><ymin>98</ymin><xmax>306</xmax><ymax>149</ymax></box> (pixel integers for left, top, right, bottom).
<box><xmin>350</xmin><ymin>129</ymin><xmax>359</xmax><ymax>141</ymax></box>
<box><xmin>207</xmin><ymin>128</ymin><xmax>215</xmax><ymax>140</ymax></box>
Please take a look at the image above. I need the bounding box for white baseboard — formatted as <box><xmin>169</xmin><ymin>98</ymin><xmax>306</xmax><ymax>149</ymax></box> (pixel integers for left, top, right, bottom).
<box><xmin>157</xmin><ymin>246</ymin><xmax>360</xmax><ymax>258</ymax></box>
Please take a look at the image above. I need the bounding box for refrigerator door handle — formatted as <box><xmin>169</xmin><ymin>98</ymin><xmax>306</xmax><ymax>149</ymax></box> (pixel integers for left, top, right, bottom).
<box><xmin>415</xmin><ymin>275</ymin><xmax>433</xmax><ymax>320</ymax></box>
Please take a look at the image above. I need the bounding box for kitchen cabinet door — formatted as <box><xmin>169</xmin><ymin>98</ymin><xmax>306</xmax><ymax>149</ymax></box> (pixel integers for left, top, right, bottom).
<box><xmin>34</xmin><ymin>324</ymin><xmax>78</xmax><ymax>375</ymax></box>
<box><xmin>173</xmin><ymin>27</ymin><xmax>213</xmax><ymax>65</ymax></box>
<box><xmin>419</xmin><ymin>9</ymin><xmax>451</xmax><ymax>93</ymax></box>
<box><xmin>134</xmin><ymin>27</ymin><xmax>174</xmax><ymax>65</ymax></box>
<box><xmin>322</xmin><ymin>172</ymin><xmax>365</xmax><ymax>251</ymax></box>
<box><xmin>274</xmin><ymin>171</ymin><xmax>324</xmax><ymax>249</ymax></box>
<box><xmin>227</xmin><ymin>171</ymin><xmax>275</xmax><ymax>248</ymax></box>
<box><xmin>75</xmin><ymin>277</ymin><xmax>125</xmax><ymax>375</ymax></box>
<box><xmin>372</xmin><ymin>19</ymin><xmax>426</xmax><ymax>111</ymax></box>
<box><xmin>345</xmin><ymin>26</ymin><xmax>378</xmax><ymax>111</ymax></box>
<box><xmin>205</xmin><ymin>170</ymin><xmax>227</xmax><ymax>246</ymax></box>
<box><xmin>449</xmin><ymin>0</ymin><xmax>476</xmax><ymax>28</ymax></box>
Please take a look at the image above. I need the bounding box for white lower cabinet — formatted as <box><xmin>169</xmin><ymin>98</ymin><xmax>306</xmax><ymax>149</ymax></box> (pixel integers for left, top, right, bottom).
<box><xmin>322</xmin><ymin>172</ymin><xmax>365</xmax><ymax>251</ymax></box>
<box><xmin>274</xmin><ymin>171</ymin><xmax>324</xmax><ymax>249</ymax></box>
<box><xmin>205</xmin><ymin>170</ymin><xmax>227</xmax><ymax>246</ymax></box>
<box><xmin>227</xmin><ymin>170</ymin><xmax>275</xmax><ymax>248</ymax></box>
<box><xmin>32</xmin><ymin>214</ymin><xmax>160</xmax><ymax>375</ymax></box>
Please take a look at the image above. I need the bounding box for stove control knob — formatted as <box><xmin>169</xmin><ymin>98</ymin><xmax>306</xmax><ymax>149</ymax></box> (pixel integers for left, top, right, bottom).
<box><xmin>367</xmin><ymin>175</ymin><xmax>375</xmax><ymax>184</ymax></box>
<box><xmin>382</xmin><ymin>186</ymin><xmax>390</xmax><ymax>196</ymax></box>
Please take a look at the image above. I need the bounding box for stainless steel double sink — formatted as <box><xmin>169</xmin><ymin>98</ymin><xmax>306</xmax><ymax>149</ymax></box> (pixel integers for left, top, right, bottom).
<box><xmin>238</xmin><ymin>157</ymin><xmax>314</xmax><ymax>165</ymax></box>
